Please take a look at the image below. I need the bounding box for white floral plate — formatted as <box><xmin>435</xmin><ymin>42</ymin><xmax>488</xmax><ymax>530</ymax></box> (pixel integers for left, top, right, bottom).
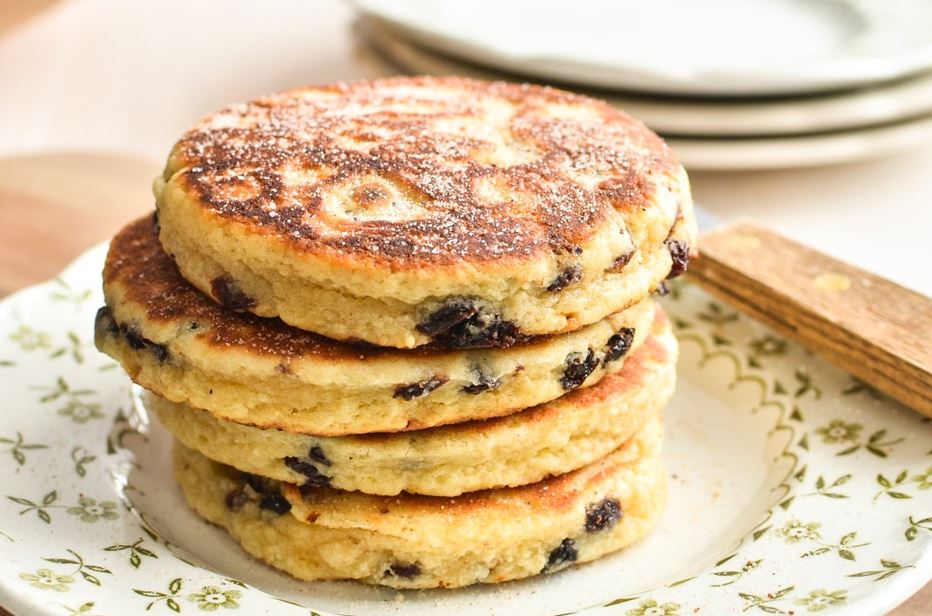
<box><xmin>0</xmin><ymin>244</ymin><xmax>930</xmax><ymax>616</ymax></box>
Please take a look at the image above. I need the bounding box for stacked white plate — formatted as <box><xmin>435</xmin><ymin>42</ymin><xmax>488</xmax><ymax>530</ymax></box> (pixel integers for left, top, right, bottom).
<box><xmin>351</xmin><ymin>0</ymin><xmax>932</xmax><ymax>170</ymax></box>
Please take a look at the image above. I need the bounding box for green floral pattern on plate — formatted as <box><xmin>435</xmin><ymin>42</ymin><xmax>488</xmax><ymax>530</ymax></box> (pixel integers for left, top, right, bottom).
<box><xmin>67</xmin><ymin>498</ymin><xmax>118</xmax><ymax>524</ymax></box>
<box><xmin>0</xmin><ymin>432</ymin><xmax>47</xmax><ymax>466</ymax></box>
<box><xmin>187</xmin><ymin>586</ymin><xmax>242</xmax><ymax>611</ymax></box>
<box><xmin>19</xmin><ymin>569</ymin><xmax>74</xmax><ymax>593</ymax></box>
<box><xmin>625</xmin><ymin>599</ymin><xmax>681</xmax><ymax>616</ymax></box>
<box><xmin>0</xmin><ymin>245</ymin><xmax>929</xmax><ymax>616</ymax></box>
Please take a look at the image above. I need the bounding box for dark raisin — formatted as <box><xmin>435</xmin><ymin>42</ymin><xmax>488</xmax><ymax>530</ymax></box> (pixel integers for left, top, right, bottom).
<box><xmin>604</xmin><ymin>328</ymin><xmax>635</xmax><ymax>363</ymax></box>
<box><xmin>284</xmin><ymin>456</ymin><xmax>331</xmax><ymax>487</ymax></box>
<box><xmin>211</xmin><ymin>275</ymin><xmax>257</xmax><ymax>311</ymax></box>
<box><xmin>544</xmin><ymin>538</ymin><xmax>578</xmax><ymax>571</ymax></box>
<box><xmin>225</xmin><ymin>488</ymin><xmax>248</xmax><ymax>511</ymax></box>
<box><xmin>393</xmin><ymin>375</ymin><xmax>448</xmax><ymax>400</ymax></box>
<box><xmin>655</xmin><ymin>281</ymin><xmax>670</xmax><ymax>296</ymax></box>
<box><xmin>119</xmin><ymin>324</ymin><xmax>169</xmax><ymax>362</ymax></box>
<box><xmin>123</xmin><ymin>328</ymin><xmax>148</xmax><ymax>350</ymax></box>
<box><xmin>546</xmin><ymin>266</ymin><xmax>582</xmax><ymax>292</ymax></box>
<box><xmin>308</xmin><ymin>445</ymin><xmax>331</xmax><ymax>467</ymax></box>
<box><xmin>153</xmin><ymin>345</ymin><xmax>169</xmax><ymax>362</ymax></box>
<box><xmin>418</xmin><ymin>300</ymin><xmax>522</xmax><ymax>348</ymax></box>
<box><xmin>244</xmin><ymin>473</ymin><xmax>269</xmax><ymax>494</ymax></box>
<box><xmin>607</xmin><ymin>250</ymin><xmax>634</xmax><ymax>273</ymax></box>
<box><xmin>387</xmin><ymin>562</ymin><xmax>421</xmax><ymax>579</ymax></box>
<box><xmin>462</xmin><ymin>375</ymin><xmax>502</xmax><ymax>395</ymax></box>
<box><xmin>561</xmin><ymin>349</ymin><xmax>600</xmax><ymax>390</ymax></box>
<box><xmin>259</xmin><ymin>493</ymin><xmax>292</xmax><ymax>515</ymax></box>
<box><xmin>585</xmin><ymin>497</ymin><xmax>622</xmax><ymax>532</ymax></box>
<box><xmin>416</xmin><ymin>300</ymin><xmax>479</xmax><ymax>337</ymax></box>
<box><xmin>665</xmin><ymin>240</ymin><xmax>690</xmax><ymax>279</ymax></box>
<box><xmin>94</xmin><ymin>307</ymin><xmax>119</xmax><ymax>335</ymax></box>
<box><xmin>440</xmin><ymin>315</ymin><xmax>521</xmax><ymax>349</ymax></box>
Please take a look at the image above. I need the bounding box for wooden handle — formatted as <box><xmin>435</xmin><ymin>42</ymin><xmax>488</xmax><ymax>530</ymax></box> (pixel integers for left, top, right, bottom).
<box><xmin>687</xmin><ymin>222</ymin><xmax>932</xmax><ymax>418</ymax></box>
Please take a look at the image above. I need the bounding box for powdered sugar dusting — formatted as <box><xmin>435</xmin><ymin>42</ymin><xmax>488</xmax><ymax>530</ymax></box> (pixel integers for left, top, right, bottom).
<box><xmin>166</xmin><ymin>76</ymin><xmax>678</xmax><ymax>265</ymax></box>
<box><xmin>103</xmin><ymin>218</ymin><xmax>566</xmax><ymax>358</ymax></box>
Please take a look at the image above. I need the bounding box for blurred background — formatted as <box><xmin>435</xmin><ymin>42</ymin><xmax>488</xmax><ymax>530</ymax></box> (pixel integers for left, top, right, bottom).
<box><xmin>0</xmin><ymin>0</ymin><xmax>930</xmax><ymax>297</ymax></box>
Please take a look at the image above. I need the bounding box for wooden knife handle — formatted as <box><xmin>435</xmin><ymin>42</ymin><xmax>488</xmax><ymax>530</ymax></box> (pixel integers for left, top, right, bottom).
<box><xmin>687</xmin><ymin>222</ymin><xmax>932</xmax><ymax>418</ymax></box>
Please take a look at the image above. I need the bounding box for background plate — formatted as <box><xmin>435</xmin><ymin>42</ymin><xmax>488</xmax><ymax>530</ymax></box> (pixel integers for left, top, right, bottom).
<box><xmin>356</xmin><ymin>20</ymin><xmax>932</xmax><ymax>170</ymax></box>
<box><xmin>665</xmin><ymin>115</ymin><xmax>932</xmax><ymax>170</ymax></box>
<box><xmin>0</xmin><ymin>245</ymin><xmax>930</xmax><ymax>615</ymax></box>
<box><xmin>351</xmin><ymin>0</ymin><xmax>932</xmax><ymax>96</ymax></box>
<box><xmin>357</xmin><ymin>17</ymin><xmax>932</xmax><ymax>138</ymax></box>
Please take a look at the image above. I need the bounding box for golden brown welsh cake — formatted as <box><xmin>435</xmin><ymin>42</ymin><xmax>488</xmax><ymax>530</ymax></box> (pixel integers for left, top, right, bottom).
<box><xmin>95</xmin><ymin>216</ymin><xmax>656</xmax><ymax>435</ymax></box>
<box><xmin>151</xmin><ymin>310</ymin><xmax>675</xmax><ymax>496</ymax></box>
<box><xmin>173</xmin><ymin>412</ymin><xmax>666</xmax><ymax>589</ymax></box>
<box><xmin>94</xmin><ymin>76</ymin><xmax>690</xmax><ymax>591</ymax></box>
<box><xmin>154</xmin><ymin>76</ymin><xmax>696</xmax><ymax>348</ymax></box>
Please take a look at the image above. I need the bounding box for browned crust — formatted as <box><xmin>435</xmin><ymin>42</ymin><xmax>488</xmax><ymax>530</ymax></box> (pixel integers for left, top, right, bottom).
<box><xmin>104</xmin><ymin>216</ymin><xmax>375</xmax><ymax>360</ymax></box>
<box><xmin>164</xmin><ymin>76</ymin><xmax>679</xmax><ymax>268</ymax></box>
<box><xmin>103</xmin><ymin>216</ymin><xmax>597</xmax><ymax>360</ymax></box>
<box><xmin>283</xmin><ymin>415</ymin><xmax>659</xmax><ymax>517</ymax></box>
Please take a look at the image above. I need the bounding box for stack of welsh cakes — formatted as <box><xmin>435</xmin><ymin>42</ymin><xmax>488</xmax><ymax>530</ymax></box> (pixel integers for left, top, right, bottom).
<box><xmin>94</xmin><ymin>77</ymin><xmax>697</xmax><ymax>589</ymax></box>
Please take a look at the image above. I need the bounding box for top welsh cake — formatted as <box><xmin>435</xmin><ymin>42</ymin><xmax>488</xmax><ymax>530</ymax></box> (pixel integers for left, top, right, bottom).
<box><xmin>154</xmin><ymin>76</ymin><xmax>696</xmax><ymax>348</ymax></box>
